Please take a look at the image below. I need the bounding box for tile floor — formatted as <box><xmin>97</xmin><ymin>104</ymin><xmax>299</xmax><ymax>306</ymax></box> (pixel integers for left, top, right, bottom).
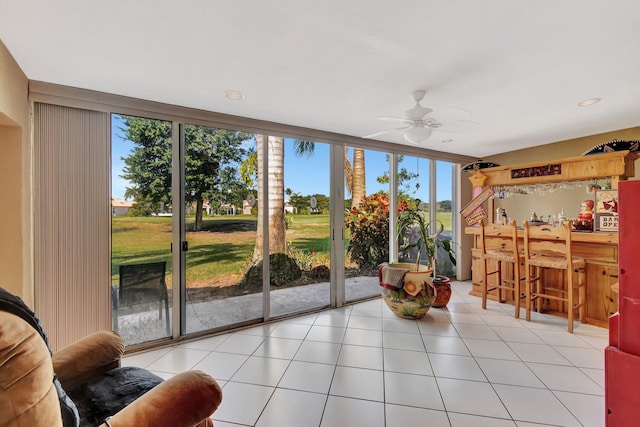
<box><xmin>122</xmin><ymin>281</ymin><xmax>608</xmax><ymax>427</ymax></box>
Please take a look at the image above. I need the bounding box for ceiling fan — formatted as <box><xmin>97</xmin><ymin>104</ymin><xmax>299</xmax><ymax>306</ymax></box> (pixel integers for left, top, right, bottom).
<box><xmin>364</xmin><ymin>90</ymin><xmax>480</xmax><ymax>143</ymax></box>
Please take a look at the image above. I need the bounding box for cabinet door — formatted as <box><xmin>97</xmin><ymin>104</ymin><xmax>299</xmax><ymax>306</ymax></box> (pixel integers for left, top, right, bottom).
<box><xmin>585</xmin><ymin>261</ymin><xmax>619</xmax><ymax>327</ymax></box>
<box><xmin>619</xmin><ymin>180</ymin><xmax>640</xmax><ymax>354</ymax></box>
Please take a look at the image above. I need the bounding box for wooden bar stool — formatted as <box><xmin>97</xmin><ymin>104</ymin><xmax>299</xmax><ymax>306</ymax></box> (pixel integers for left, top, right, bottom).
<box><xmin>523</xmin><ymin>221</ymin><xmax>586</xmax><ymax>333</ymax></box>
<box><xmin>479</xmin><ymin>220</ymin><xmax>525</xmax><ymax>318</ymax></box>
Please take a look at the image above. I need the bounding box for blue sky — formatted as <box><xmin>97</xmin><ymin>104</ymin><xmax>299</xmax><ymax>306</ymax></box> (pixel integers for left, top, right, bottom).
<box><xmin>111</xmin><ymin>115</ymin><xmax>453</xmax><ymax>201</ymax></box>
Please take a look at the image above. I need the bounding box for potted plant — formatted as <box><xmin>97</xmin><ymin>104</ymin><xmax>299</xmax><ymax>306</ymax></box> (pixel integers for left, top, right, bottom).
<box><xmin>396</xmin><ymin>199</ymin><xmax>456</xmax><ymax>308</ymax></box>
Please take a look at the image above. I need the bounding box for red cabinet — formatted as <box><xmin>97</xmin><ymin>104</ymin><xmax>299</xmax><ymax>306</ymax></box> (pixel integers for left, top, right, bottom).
<box><xmin>605</xmin><ymin>180</ymin><xmax>640</xmax><ymax>426</ymax></box>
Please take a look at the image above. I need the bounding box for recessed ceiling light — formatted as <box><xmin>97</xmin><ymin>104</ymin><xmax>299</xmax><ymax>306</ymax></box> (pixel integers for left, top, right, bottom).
<box><xmin>224</xmin><ymin>90</ymin><xmax>245</xmax><ymax>101</ymax></box>
<box><xmin>578</xmin><ymin>98</ymin><xmax>601</xmax><ymax>107</ymax></box>
<box><xmin>441</xmin><ymin>138</ymin><xmax>454</xmax><ymax>143</ymax></box>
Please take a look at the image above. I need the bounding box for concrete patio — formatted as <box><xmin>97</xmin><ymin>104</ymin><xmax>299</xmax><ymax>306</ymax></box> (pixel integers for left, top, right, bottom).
<box><xmin>115</xmin><ymin>275</ymin><xmax>380</xmax><ymax>346</ymax></box>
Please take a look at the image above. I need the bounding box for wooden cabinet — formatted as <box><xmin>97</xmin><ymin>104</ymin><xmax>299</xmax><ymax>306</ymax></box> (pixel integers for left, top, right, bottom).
<box><xmin>585</xmin><ymin>261</ymin><xmax>619</xmax><ymax>327</ymax></box>
<box><xmin>471</xmin><ymin>248</ymin><xmax>482</xmax><ymax>288</ymax></box>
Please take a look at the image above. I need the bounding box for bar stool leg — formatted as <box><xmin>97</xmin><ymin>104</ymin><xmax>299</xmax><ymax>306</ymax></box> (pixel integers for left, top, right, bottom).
<box><xmin>481</xmin><ymin>256</ymin><xmax>487</xmax><ymax>311</ymax></box>
<box><xmin>513</xmin><ymin>259</ymin><xmax>521</xmax><ymax>319</ymax></box>
<box><xmin>497</xmin><ymin>260</ymin><xmax>503</xmax><ymax>303</ymax></box>
<box><xmin>536</xmin><ymin>266</ymin><xmax>542</xmax><ymax>314</ymax></box>
<box><xmin>578</xmin><ymin>268</ymin><xmax>586</xmax><ymax>322</ymax></box>
<box><xmin>567</xmin><ymin>266</ymin><xmax>574</xmax><ymax>333</ymax></box>
<box><xmin>525</xmin><ymin>263</ymin><xmax>532</xmax><ymax>322</ymax></box>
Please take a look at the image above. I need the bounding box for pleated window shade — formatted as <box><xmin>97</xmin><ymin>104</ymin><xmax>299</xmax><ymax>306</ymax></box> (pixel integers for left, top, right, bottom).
<box><xmin>34</xmin><ymin>103</ymin><xmax>111</xmax><ymax>352</ymax></box>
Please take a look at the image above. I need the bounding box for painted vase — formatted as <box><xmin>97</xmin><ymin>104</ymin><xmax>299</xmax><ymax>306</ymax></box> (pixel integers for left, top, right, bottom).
<box><xmin>379</xmin><ymin>263</ymin><xmax>436</xmax><ymax>319</ymax></box>
<box><xmin>432</xmin><ymin>275</ymin><xmax>452</xmax><ymax>308</ymax></box>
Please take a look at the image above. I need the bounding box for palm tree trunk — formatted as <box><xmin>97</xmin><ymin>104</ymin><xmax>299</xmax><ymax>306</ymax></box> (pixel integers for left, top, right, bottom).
<box><xmin>253</xmin><ymin>135</ymin><xmax>286</xmax><ymax>262</ymax></box>
<box><xmin>344</xmin><ymin>146</ymin><xmax>353</xmax><ymax>197</ymax></box>
<box><xmin>351</xmin><ymin>148</ymin><xmax>366</xmax><ymax>208</ymax></box>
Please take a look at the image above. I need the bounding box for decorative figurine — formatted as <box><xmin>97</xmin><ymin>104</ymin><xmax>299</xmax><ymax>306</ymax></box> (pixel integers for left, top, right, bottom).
<box><xmin>576</xmin><ymin>199</ymin><xmax>594</xmax><ymax>231</ymax></box>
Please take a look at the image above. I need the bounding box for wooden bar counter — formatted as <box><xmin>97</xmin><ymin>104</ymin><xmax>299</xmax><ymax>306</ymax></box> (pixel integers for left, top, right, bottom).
<box><xmin>465</xmin><ymin>226</ymin><xmax>618</xmax><ymax>328</ymax></box>
<box><xmin>461</xmin><ymin>151</ymin><xmax>637</xmax><ymax>328</ymax></box>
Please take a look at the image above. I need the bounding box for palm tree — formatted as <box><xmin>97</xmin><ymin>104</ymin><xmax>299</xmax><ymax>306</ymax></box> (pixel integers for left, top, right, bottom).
<box><xmin>249</xmin><ymin>139</ymin><xmax>366</xmax><ymax>262</ymax></box>
<box><xmin>291</xmin><ymin>143</ymin><xmax>366</xmax><ymax>208</ymax></box>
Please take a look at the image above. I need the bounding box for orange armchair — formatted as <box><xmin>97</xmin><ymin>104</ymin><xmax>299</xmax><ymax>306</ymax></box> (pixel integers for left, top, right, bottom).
<box><xmin>0</xmin><ymin>288</ymin><xmax>222</xmax><ymax>427</ymax></box>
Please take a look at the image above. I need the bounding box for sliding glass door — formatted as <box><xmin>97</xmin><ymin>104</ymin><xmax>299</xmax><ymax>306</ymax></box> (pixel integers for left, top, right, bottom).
<box><xmin>268</xmin><ymin>137</ymin><xmax>331</xmax><ymax>317</ymax></box>
<box><xmin>111</xmin><ymin>114</ymin><xmax>174</xmax><ymax>346</ymax></box>
<box><xmin>181</xmin><ymin>124</ymin><xmax>260</xmax><ymax>334</ymax></box>
<box><xmin>344</xmin><ymin>147</ymin><xmax>390</xmax><ymax>303</ymax></box>
<box><xmin>396</xmin><ymin>155</ymin><xmax>431</xmax><ymax>267</ymax></box>
<box><xmin>436</xmin><ymin>160</ymin><xmax>456</xmax><ymax>277</ymax></box>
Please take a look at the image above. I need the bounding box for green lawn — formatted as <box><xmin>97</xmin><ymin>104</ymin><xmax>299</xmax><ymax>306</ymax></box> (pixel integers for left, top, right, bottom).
<box><xmin>111</xmin><ymin>211</ymin><xmax>453</xmax><ymax>285</ymax></box>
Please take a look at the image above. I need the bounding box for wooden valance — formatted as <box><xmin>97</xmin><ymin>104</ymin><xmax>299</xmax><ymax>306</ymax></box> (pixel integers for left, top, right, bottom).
<box><xmin>477</xmin><ymin>150</ymin><xmax>638</xmax><ymax>188</ymax></box>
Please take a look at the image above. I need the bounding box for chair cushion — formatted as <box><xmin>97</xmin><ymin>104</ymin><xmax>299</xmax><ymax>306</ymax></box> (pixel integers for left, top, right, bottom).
<box><xmin>0</xmin><ymin>310</ymin><xmax>68</xmax><ymax>426</ymax></box>
<box><xmin>527</xmin><ymin>254</ymin><xmax>585</xmax><ymax>269</ymax></box>
<box><xmin>484</xmin><ymin>250</ymin><xmax>519</xmax><ymax>263</ymax></box>
<box><xmin>67</xmin><ymin>367</ymin><xmax>163</xmax><ymax>427</ymax></box>
<box><xmin>0</xmin><ymin>288</ymin><xmax>80</xmax><ymax>427</ymax></box>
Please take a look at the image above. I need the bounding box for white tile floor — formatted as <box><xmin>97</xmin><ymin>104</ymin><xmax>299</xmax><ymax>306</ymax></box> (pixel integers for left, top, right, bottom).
<box><xmin>122</xmin><ymin>281</ymin><xmax>608</xmax><ymax>427</ymax></box>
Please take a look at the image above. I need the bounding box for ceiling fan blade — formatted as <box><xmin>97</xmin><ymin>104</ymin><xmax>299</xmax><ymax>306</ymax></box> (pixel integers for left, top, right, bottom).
<box><xmin>436</xmin><ymin>120</ymin><xmax>481</xmax><ymax>133</ymax></box>
<box><xmin>375</xmin><ymin>116</ymin><xmax>413</xmax><ymax>124</ymax></box>
<box><xmin>424</xmin><ymin>107</ymin><xmax>471</xmax><ymax>124</ymax></box>
<box><xmin>363</xmin><ymin>125</ymin><xmax>410</xmax><ymax>139</ymax></box>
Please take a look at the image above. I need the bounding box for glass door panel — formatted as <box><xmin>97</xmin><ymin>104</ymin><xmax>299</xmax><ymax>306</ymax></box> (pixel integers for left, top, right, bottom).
<box><xmin>182</xmin><ymin>124</ymin><xmax>260</xmax><ymax>334</ymax></box>
<box><xmin>436</xmin><ymin>160</ymin><xmax>455</xmax><ymax>276</ymax></box>
<box><xmin>268</xmin><ymin>137</ymin><xmax>331</xmax><ymax>317</ymax></box>
<box><xmin>111</xmin><ymin>114</ymin><xmax>173</xmax><ymax>346</ymax></box>
<box><xmin>396</xmin><ymin>155</ymin><xmax>431</xmax><ymax>268</ymax></box>
<box><xmin>344</xmin><ymin>147</ymin><xmax>389</xmax><ymax>303</ymax></box>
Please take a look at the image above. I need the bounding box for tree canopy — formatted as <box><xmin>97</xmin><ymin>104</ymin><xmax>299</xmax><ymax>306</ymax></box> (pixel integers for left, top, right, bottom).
<box><xmin>119</xmin><ymin>115</ymin><xmax>253</xmax><ymax>230</ymax></box>
<box><xmin>288</xmin><ymin>193</ymin><xmax>329</xmax><ymax>214</ymax></box>
<box><xmin>376</xmin><ymin>154</ymin><xmax>420</xmax><ymax>199</ymax></box>
<box><xmin>121</xmin><ymin>117</ymin><xmax>173</xmax><ymax>211</ymax></box>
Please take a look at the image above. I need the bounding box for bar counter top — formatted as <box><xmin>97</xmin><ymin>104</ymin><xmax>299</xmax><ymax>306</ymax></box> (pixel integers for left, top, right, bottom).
<box><xmin>464</xmin><ymin>226</ymin><xmax>618</xmax><ymax>245</ymax></box>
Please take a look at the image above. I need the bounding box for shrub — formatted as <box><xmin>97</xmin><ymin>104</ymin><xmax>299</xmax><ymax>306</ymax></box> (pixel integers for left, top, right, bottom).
<box><xmin>345</xmin><ymin>192</ymin><xmax>409</xmax><ymax>270</ymax></box>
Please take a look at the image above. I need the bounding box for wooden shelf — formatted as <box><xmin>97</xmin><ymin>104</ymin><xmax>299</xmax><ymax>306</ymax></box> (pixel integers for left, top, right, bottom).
<box><xmin>476</xmin><ymin>150</ymin><xmax>638</xmax><ymax>188</ymax></box>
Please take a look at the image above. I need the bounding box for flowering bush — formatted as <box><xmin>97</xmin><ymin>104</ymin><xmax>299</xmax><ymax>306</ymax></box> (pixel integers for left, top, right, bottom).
<box><xmin>345</xmin><ymin>192</ymin><xmax>409</xmax><ymax>270</ymax></box>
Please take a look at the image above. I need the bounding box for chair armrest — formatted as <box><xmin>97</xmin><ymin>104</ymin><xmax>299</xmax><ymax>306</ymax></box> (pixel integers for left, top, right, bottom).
<box><xmin>99</xmin><ymin>370</ymin><xmax>222</xmax><ymax>427</ymax></box>
<box><xmin>53</xmin><ymin>330</ymin><xmax>125</xmax><ymax>390</ymax></box>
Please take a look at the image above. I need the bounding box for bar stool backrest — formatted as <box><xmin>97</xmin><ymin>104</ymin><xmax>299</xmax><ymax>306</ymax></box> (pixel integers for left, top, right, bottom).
<box><xmin>480</xmin><ymin>220</ymin><xmax>519</xmax><ymax>258</ymax></box>
<box><xmin>523</xmin><ymin>221</ymin><xmax>573</xmax><ymax>263</ymax></box>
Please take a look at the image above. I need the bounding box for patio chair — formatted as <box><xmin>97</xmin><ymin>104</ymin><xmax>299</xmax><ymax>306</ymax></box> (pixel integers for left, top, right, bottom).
<box><xmin>118</xmin><ymin>261</ymin><xmax>170</xmax><ymax>333</ymax></box>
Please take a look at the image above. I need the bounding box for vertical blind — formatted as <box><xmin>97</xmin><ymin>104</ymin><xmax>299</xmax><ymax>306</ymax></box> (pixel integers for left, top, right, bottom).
<box><xmin>34</xmin><ymin>103</ymin><xmax>110</xmax><ymax>351</ymax></box>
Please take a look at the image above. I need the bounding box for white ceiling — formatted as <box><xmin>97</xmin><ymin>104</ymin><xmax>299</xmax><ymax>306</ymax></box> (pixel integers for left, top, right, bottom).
<box><xmin>1</xmin><ymin>0</ymin><xmax>639</xmax><ymax>158</ymax></box>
